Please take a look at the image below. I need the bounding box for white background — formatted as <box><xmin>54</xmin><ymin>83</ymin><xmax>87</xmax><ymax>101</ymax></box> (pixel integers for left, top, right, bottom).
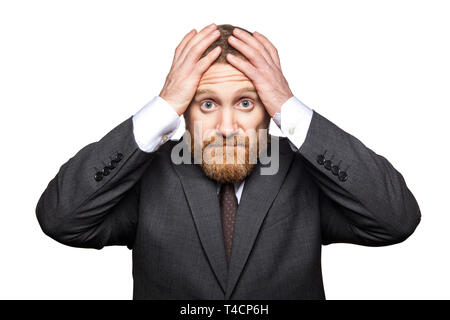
<box><xmin>1</xmin><ymin>0</ymin><xmax>449</xmax><ymax>299</ymax></box>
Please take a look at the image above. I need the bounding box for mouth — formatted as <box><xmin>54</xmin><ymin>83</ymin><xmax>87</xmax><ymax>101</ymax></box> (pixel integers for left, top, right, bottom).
<box><xmin>208</xmin><ymin>144</ymin><xmax>246</xmax><ymax>148</ymax></box>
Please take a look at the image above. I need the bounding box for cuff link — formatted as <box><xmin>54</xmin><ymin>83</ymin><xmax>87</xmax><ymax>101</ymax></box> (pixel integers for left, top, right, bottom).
<box><xmin>162</xmin><ymin>134</ymin><xmax>169</xmax><ymax>143</ymax></box>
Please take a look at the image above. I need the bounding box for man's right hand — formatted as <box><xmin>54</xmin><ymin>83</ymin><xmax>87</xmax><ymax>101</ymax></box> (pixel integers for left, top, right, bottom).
<box><xmin>159</xmin><ymin>23</ymin><xmax>222</xmax><ymax>116</ymax></box>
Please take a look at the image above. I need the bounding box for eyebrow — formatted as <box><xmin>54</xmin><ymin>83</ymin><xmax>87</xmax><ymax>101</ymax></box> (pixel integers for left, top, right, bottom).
<box><xmin>194</xmin><ymin>86</ymin><xmax>257</xmax><ymax>97</ymax></box>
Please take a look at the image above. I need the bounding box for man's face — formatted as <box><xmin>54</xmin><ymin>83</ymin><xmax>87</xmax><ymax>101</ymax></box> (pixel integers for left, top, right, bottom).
<box><xmin>185</xmin><ymin>62</ymin><xmax>270</xmax><ymax>183</ymax></box>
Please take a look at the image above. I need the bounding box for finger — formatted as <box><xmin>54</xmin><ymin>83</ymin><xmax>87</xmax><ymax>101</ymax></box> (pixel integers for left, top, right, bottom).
<box><xmin>228</xmin><ymin>35</ymin><xmax>266</xmax><ymax>68</ymax></box>
<box><xmin>195</xmin><ymin>46</ymin><xmax>222</xmax><ymax>75</ymax></box>
<box><xmin>174</xmin><ymin>29</ymin><xmax>197</xmax><ymax>61</ymax></box>
<box><xmin>179</xmin><ymin>23</ymin><xmax>217</xmax><ymax>62</ymax></box>
<box><xmin>183</xmin><ymin>29</ymin><xmax>221</xmax><ymax>65</ymax></box>
<box><xmin>225</xmin><ymin>53</ymin><xmax>258</xmax><ymax>80</ymax></box>
<box><xmin>232</xmin><ymin>28</ymin><xmax>273</xmax><ymax>65</ymax></box>
<box><xmin>253</xmin><ymin>31</ymin><xmax>281</xmax><ymax>68</ymax></box>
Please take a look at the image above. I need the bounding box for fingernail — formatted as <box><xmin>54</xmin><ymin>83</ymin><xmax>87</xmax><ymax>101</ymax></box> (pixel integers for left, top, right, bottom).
<box><xmin>213</xmin><ymin>30</ymin><xmax>220</xmax><ymax>36</ymax></box>
<box><xmin>229</xmin><ymin>35</ymin><xmax>236</xmax><ymax>41</ymax></box>
<box><xmin>234</xmin><ymin>28</ymin><xmax>241</xmax><ymax>34</ymax></box>
<box><xmin>209</xmin><ymin>23</ymin><xmax>216</xmax><ymax>28</ymax></box>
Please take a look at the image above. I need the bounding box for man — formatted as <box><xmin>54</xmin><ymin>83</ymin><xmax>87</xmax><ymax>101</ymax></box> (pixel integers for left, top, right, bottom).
<box><xmin>36</xmin><ymin>23</ymin><xmax>421</xmax><ymax>299</ymax></box>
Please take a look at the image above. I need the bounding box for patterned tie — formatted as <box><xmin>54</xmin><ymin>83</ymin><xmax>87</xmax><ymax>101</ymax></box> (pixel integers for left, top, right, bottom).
<box><xmin>218</xmin><ymin>183</ymin><xmax>238</xmax><ymax>264</ymax></box>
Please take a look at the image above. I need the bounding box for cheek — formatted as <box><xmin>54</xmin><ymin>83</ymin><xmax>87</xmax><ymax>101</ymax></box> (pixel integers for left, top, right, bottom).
<box><xmin>237</xmin><ymin>105</ymin><xmax>268</xmax><ymax>129</ymax></box>
<box><xmin>186</xmin><ymin>107</ymin><xmax>218</xmax><ymax>142</ymax></box>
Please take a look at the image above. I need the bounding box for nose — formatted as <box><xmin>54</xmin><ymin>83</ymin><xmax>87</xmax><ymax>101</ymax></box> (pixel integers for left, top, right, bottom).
<box><xmin>217</xmin><ymin>106</ymin><xmax>239</xmax><ymax>138</ymax></box>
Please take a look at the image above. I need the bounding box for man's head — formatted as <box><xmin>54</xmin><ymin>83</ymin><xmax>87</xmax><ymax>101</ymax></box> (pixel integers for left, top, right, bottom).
<box><xmin>184</xmin><ymin>24</ymin><xmax>271</xmax><ymax>184</ymax></box>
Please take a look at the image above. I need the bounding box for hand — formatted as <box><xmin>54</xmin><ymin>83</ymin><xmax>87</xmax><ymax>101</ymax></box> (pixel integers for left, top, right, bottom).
<box><xmin>159</xmin><ymin>23</ymin><xmax>222</xmax><ymax>116</ymax></box>
<box><xmin>225</xmin><ymin>28</ymin><xmax>293</xmax><ymax>117</ymax></box>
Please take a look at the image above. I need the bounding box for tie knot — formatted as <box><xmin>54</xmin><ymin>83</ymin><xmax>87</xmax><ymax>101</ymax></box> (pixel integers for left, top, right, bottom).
<box><xmin>221</xmin><ymin>182</ymin><xmax>234</xmax><ymax>192</ymax></box>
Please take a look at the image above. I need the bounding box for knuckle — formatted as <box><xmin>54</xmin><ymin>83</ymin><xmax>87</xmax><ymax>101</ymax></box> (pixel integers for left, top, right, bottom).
<box><xmin>203</xmin><ymin>55</ymin><xmax>212</xmax><ymax>64</ymax></box>
<box><xmin>247</xmin><ymin>50</ymin><xmax>257</xmax><ymax>60</ymax></box>
<box><xmin>208</xmin><ymin>49</ymin><xmax>219</xmax><ymax>59</ymax></box>
<box><xmin>196</xmin><ymin>57</ymin><xmax>206</xmax><ymax>67</ymax></box>
<box><xmin>190</xmin><ymin>45</ymin><xmax>202</xmax><ymax>56</ymax></box>
<box><xmin>182</xmin><ymin>43</ymin><xmax>192</xmax><ymax>53</ymax></box>
<box><xmin>255</xmin><ymin>42</ymin><xmax>265</xmax><ymax>51</ymax></box>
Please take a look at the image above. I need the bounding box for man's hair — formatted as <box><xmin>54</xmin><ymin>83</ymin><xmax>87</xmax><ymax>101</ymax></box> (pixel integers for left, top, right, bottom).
<box><xmin>199</xmin><ymin>24</ymin><xmax>252</xmax><ymax>63</ymax></box>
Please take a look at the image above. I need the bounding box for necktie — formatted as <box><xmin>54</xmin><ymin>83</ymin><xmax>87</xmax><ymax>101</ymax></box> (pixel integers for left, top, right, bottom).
<box><xmin>218</xmin><ymin>183</ymin><xmax>238</xmax><ymax>264</ymax></box>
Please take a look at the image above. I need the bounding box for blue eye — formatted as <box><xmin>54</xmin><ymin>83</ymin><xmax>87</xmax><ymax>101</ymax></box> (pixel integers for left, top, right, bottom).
<box><xmin>201</xmin><ymin>101</ymin><xmax>215</xmax><ymax>110</ymax></box>
<box><xmin>240</xmin><ymin>100</ymin><xmax>252</xmax><ymax>108</ymax></box>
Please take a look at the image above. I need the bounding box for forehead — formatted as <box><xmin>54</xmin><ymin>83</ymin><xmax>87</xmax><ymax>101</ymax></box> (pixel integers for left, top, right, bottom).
<box><xmin>198</xmin><ymin>63</ymin><xmax>254</xmax><ymax>89</ymax></box>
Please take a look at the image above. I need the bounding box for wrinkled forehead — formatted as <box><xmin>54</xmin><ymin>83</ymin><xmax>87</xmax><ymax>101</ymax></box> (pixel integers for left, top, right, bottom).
<box><xmin>198</xmin><ymin>63</ymin><xmax>253</xmax><ymax>87</ymax></box>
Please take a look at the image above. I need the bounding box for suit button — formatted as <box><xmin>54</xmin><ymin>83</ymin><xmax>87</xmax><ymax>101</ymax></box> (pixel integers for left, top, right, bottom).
<box><xmin>106</xmin><ymin>161</ymin><xmax>116</xmax><ymax>170</ymax></box>
<box><xmin>324</xmin><ymin>160</ymin><xmax>332</xmax><ymax>170</ymax></box>
<box><xmin>316</xmin><ymin>154</ymin><xmax>325</xmax><ymax>165</ymax></box>
<box><xmin>338</xmin><ymin>170</ymin><xmax>348</xmax><ymax>182</ymax></box>
<box><xmin>331</xmin><ymin>165</ymin><xmax>339</xmax><ymax>175</ymax></box>
<box><xmin>102</xmin><ymin>167</ymin><xmax>110</xmax><ymax>176</ymax></box>
<box><xmin>94</xmin><ymin>172</ymin><xmax>103</xmax><ymax>181</ymax></box>
<box><xmin>113</xmin><ymin>153</ymin><xmax>123</xmax><ymax>162</ymax></box>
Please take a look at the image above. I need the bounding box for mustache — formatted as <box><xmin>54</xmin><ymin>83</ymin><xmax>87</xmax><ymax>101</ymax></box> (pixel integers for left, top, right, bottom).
<box><xmin>203</xmin><ymin>135</ymin><xmax>249</xmax><ymax>148</ymax></box>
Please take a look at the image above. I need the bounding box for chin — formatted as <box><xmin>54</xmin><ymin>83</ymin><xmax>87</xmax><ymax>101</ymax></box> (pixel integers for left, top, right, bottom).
<box><xmin>200</xmin><ymin>162</ymin><xmax>255</xmax><ymax>184</ymax></box>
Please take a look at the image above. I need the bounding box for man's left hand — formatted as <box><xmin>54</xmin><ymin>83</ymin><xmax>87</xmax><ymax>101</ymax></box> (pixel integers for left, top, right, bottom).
<box><xmin>226</xmin><ymin>28</ymin><xmax>293</xmax><ymax>117</ymax></box>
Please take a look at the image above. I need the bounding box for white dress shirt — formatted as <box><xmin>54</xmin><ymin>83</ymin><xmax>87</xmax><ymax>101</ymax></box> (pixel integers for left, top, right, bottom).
<box><xmin>132</xmin><ymin>95</ymin><xmax>313</xmax><ymax>203</ymax></box>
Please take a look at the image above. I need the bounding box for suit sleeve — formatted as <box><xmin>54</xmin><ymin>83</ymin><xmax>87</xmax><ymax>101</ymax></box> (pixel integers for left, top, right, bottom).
<box><xmin>296</xmin><ymin>110</ymin><xmax>421</xmax><ymax>246</ymax></box>
<box><xmin>36</xmin><ymin>117</ymin><xmax>157</xmax><ymax>249</ymax></box>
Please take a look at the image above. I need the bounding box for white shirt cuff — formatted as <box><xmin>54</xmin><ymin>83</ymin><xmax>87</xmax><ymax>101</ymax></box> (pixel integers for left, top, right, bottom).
<box><xmin>272</xmin><ymin>96</ymin><xmax>313</xmax><ymax>151</ymax></box>
<box><xmin>132</xmin><ymin>96</ymin><xmax>181</xmax><ymax>153</ymax></box>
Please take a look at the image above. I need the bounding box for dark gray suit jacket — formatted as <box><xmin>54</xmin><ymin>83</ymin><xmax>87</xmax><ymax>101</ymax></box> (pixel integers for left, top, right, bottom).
<box><xmin>36</xmin><ymin>110</ymin><xmax>421</xmax><ymax>299</ymax></box>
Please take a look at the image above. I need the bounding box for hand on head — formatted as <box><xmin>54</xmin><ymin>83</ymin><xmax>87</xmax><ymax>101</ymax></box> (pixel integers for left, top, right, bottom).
<box><xmin>159</xmin><ymin>24</ymin><xmax>293</xmax><ymax>118</ymax></box>
<box><xmin>159</xmin><ymin>23</ymin><xmax>222</xmax><ymax>116</ymax></box>
<box><xmin>226</xmin><ymin>28</ymin><xmax>293</xmax><ymax>117</ymax></box>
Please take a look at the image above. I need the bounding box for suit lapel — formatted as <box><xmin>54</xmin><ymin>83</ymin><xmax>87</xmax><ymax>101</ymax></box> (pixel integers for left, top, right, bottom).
<box><xmin>170</xmin><ymin>136</ymin><xmax>293</xmax><ymax>297</ymax></box>
<box><xmin>171</xmin><ymin>139</ymin><xmax>228</xmax><ymax>293</ymax></box>
<box><xmin>225</xmin><ymin>137</ymin><xmax>294</xmax><ymax>299</ymax></box>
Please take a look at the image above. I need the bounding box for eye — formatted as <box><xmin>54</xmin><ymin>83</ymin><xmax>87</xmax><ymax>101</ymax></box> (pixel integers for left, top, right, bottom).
<box><xmin>201</xmin><ymin>101</ymin><xmax>216</xmax><ymax>111</ymax></box>
<box><xmin>239</xmin><ymin>99</ymin><xmax>253</xmax><ymax>109</ymax></box>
